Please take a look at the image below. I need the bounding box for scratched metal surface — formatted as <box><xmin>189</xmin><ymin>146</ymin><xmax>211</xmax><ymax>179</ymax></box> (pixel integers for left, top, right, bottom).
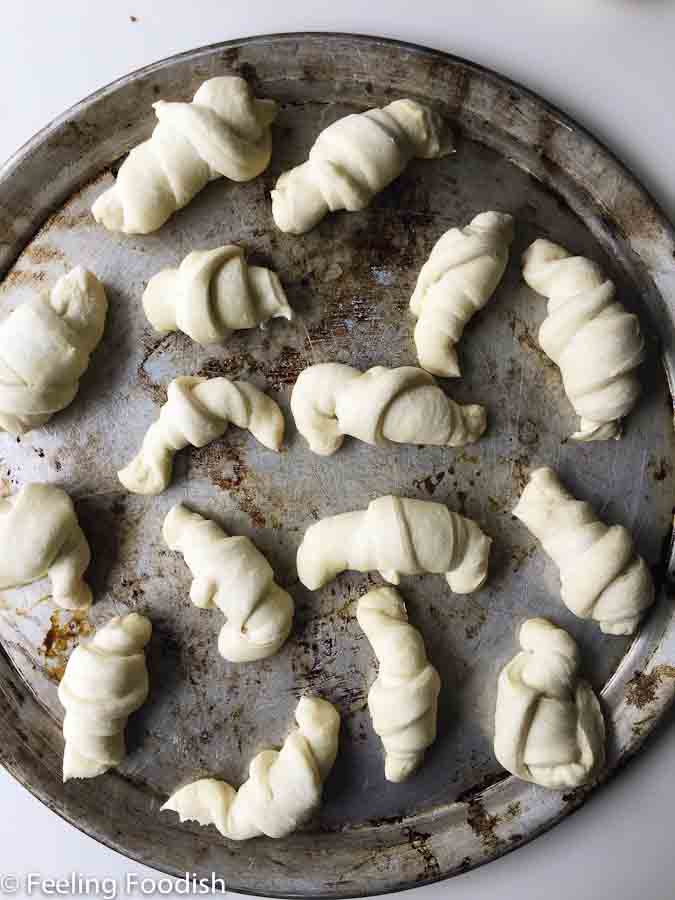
<box><xmin>1</xmin><ymin>34</ymin><xmax>675</xmax><ymax>898</ymax></box>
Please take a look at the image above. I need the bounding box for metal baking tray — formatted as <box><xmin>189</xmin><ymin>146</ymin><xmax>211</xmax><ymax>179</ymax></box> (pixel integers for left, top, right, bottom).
<box><xmin>1</xmin><ymin>33</ymin><xmax>674</xmax><ymax>898</ymax></box>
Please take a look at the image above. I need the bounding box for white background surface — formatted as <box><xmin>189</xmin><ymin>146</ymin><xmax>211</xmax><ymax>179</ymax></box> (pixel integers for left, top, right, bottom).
<box><xmin>1</xmin><ymin>2</ymin><xmax>674</xmax><ymax>898</ymax></box>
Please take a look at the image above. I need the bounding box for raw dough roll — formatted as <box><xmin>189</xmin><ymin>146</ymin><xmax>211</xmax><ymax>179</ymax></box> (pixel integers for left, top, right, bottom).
<box><xmin>58</xmin><ymin>612</ymin><xmax>152</xmax><ymax>781</ymax></box>
<box><xmin>118</xmin><ymin>376</ymin><xmax>284</xmax><ymax>495</ymax></box>
<box><xmin>522</xmin><ymin>239</ymin><xmax>645</xmax><ymax>440</ymax></box>
<box><xmin>297</xmin><ymin>495</ymin><xmax>491</xmax><ymax>594</ymax></box>
<box><xmin>272</xmin><ymin>99</ymin><xmax>452</xmax><ymax>234</ymax></box>
<box><xmin>410</xmin><ymin>211</ymin><xmax>514</xmax><ymax>377</ymax></box>
<box><xmin>494</xmin><ymin>618</ymin><xmax>605</xmax><ymax>789</ymax></box>
<box><xmin>357</xmin><ymin>587</ymin><xmax>440</xmax><ymax>782</ymax></box>
<box><xmin>0</xmin><ymin>483</ymin><xmax>92</xmax><ymax>610</ymax></box>
<box><xmin>0</xmin><ymin>267</ymin><xmax>107</xmax><ymax>435</ymax></box>
<box><xmin>163</xmin><ymin>504</ymin><xmax>294</xmax><ymax>662</ymax></box>
<box><xmin>143</xmin><ymin>244</ymin><xmax>292</xmax><ymax>345</ymax></box>
<box><xmin>291</xmin><ymin>362</ymin><xmax>486</xmax><ymax>456</ymax></box>
<box><xmin>92</xmin><ymin>77</ymin><xmax>277</xmax><ymax>234</ymax></box>
<box><xmin>162</xmin><ymin>696</ymin><xmax>340</xmax><ymax>840</ymax></box>
<box><xmin>513</xmin><ymin>467</ymin><xmax>654</xmax><ymax>635</ymax></box>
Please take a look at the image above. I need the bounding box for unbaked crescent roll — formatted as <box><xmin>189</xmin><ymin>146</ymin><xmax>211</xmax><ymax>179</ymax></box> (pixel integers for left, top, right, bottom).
<box><xmin>410</xmin><ymin>212</ymin><xmax>514</xmax><ymax>377</ymax></box>
<box><xmin>522</xmin><ymin>239</ymin><xmax>645</xmax><ymax>440</ymax></box>
<box><xmin>162</xmin><ymin>696</ymin><xmax>340</xmax><ymax>840</ymax></box>
<box><xmin>58</xmin><ymin>612</ymin><xmax>152</xmax><ymax>781</ymax></box>
<box><xmin>163</xmin><ymin>504</ymin><xmax>294</xmax><ymax>662</ymax></box>
<box><xmin>0</xmin><ymin>267</ymin><xmax>107</xmax><ymax>435</ymax></box>
<box><xmin>494</xmin><ymin>618</ymin><xmax>605</xmax><ymax>789</ymax></box>
<box><xmin>357</xmin><ymin>587</ymin><xmax>440</xmax><ymax>782</ymax></box>
<box><xmin>297</xmin><ymin>495</ymin><xmax>491</xmax><ymax>594</ymax></box>
<box><xmin>0</xmin><ymin>483</ymin><xmax>92</xmax><ymax>610</ymax></box>
<box><xmin>513</xmin><ymin>467</ymin><xmax>654</xmax><ymax>635</ymax></box>
<box><xmin>118</xmin><ymin>376</ymin><xmax>283</xmax><ymax>495</ymax></box>
<box><xmin>92</xmin><ymin>77</ymin><xmax>277</xmax><ymax>234</ymax></box>
<box><xmin>291</xmin><ymin>362</ymin><xmax>486</xmax><ymax>456</ymax></box>
<box><xmin>143</xmin><ymin>245</ymin><xmax>292</xmax><ymax>345</ymax></box>
<box><xmin>271</xmin><ymin>99</ymin><xmax>452</xmax><ymax>234</ymax></box>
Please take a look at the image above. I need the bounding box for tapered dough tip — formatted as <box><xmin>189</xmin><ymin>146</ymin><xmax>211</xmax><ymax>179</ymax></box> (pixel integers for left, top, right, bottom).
<box><xmin>162</xmin><ymin>502</ymin><xmax>192</xmax><ymax>547</ymax></box>
<box><xmin>117</xmin><ymin>460</ymin><xmax>167</xmax><ymax>496</ymax></box>
<box><xmin>385</xmin><ymin>753</ymin><xmax>423</xmax><ymax>783</ymax></box>
<box><xmin>445</xmin><ymin>531</ymin><xmax>491</xmax><ymax>594</ymax></box>
<box><xmin>471</xmin><ymin>210</ymin><xmax>515</xmax><ymax>240</ymax></box>
<box><xmin>91</xmin><ymin>189</ymin><xmax>125</xmax><ymax>233</ymax></box>
<box><xmin>464</xmin><ymin>404</ymin><xmax>488</xmax><ymax>442</ymax></box>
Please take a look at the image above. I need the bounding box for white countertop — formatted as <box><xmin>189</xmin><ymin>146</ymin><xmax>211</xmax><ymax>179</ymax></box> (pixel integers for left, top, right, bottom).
<box><xmin>1</xmin><ymin>2</ymin><xmax>674</xmax><ymax>898</ymax></box>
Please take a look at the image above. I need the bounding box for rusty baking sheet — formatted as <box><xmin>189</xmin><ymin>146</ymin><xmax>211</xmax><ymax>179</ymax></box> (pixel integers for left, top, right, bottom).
<box><xmin>0</xmin><ymin>33</ymin><xmax>674</xmax><ymax>898</ymax></box>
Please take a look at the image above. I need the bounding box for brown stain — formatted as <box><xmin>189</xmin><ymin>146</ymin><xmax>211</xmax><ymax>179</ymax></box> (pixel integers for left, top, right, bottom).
<box><xmin>190</xmin><ymin>441</ymin><xmax>267</xmax><ymax>528</ymax></box>
<box><xmin>3</xmin><ymin>269</ymin><xmax>47</xmax><ymax>289</ymax></box>
<box><xmin>624</xmin><ymin>664</ymin><xmax>675</xmax><ymax>709</ymax></box>
<box><xmin>465</xmin><ymin>798</ymin><xmax>505</xmax><ymax>854</ymax></box>
<box><xmin>401</xmin><ymin>828</ymin><xmax>441</xmax><ymax>882</ymax></box>
<box><xmin>648</xmin><ymin>455</ymin><xmax>673</xmax><ymax>483</ymax></box>
<box><xmin>40</xmin><ymin>609</ymin><xmax>92</xmax><ymax>683</ymax></box>
<box><xmin>509</xmin><ymin>313</ymin><xmax>559</xmax><ymax>384</ymax></box>
<box><xmin>511</xmin><ymin>454</ymin><xmax>531</xmax><ymax>498</ymax></box>
<box><xmin>412</xmin><ymin>471</ymin><xmax>446</xmax><ymax>495</ymax></box>
<box><xmin>24</xmin><ymin>244</ymin><xmax>65</xmax><ymax>265</ymax></box>
<box><xmin>511</xmin><ymin>543</ymin><xmax>537</xmax><ymax>573</ymax></box>
<box><xmin>196</xmin><ymin>344</ymin><xmax>307</xmax><ymax>393</ymax></box>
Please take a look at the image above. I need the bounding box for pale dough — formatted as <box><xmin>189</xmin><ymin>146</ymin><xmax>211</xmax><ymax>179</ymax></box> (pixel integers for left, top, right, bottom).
<box><xmin>118</xmin><ymin>376</ymin><xmax>284</xmax><ymax>495</ymax></box>
<box><xmin>297</xmin><ymin>495</ymin><xmax>491</xmax><ymax>594</ymax></box>
<box><xmin>410</xmin><ymin>211</ymin><xmax>514</xmax><ymax>377</ymax></box>
<box><xmin>522</xmin><ymin>239</ymin><xmax>645</xmax><ymax>440</ymax></box>
<box><xmin>513</xmin><ymin>467</ymin><xmax>654</xmax><ymax>635</ymax></box>
<box><xmin>58</xmin><ymin>612</ymin><xmax>152</xmax><ymax>781</ymax></box>
<box><xmin>0</xmin><ymin>483</ymin><xmax>92</xmax><ymax>610</ymax></box>
<box><xmin>494</xmin><ymin>617</ymin><xmax>605</xmax><ymax>789</ymax></box>
<box><xmin>0</xmin><ymin>267</ymin><xmax>107</xmax><ymax>435</ymax></box>
<box><xmin>271</xmin><ymin>99</ymin><xmax>452</xmax><ymax>234</ymax></box>
<box><xmin>143</xmin><ymin>245</ymin><xmax>292</xmax><ymax>345</ymax></box>
<box><xmin>291</xmin><ymin>362</ymin><xmax>486</xmax><ymax>456</ymax></box>
<box><xmin>162</xmin><ymin>697</ymin><xmax>340</xmax><ymax>840</ymax></box>
<box><xmin>92</xmin><ymin>77</ymin><xmax>277</xmax><ymax>234</ymax></box>
<box><xmin>163</xmin><ymin>504</ymin><xmax>293</xmax><ymax>662</ymax></box>
<box><xmin>357</xmin><ymin>587</ymin><xmax>440</xmax><ymax>782</ymax></box>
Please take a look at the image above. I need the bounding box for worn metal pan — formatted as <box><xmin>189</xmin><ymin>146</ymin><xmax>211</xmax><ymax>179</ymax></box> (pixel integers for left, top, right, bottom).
<box><xmin>0</xmin><ymin>33</ymin><xmax>674</xmax><ymax>898</ymax></box>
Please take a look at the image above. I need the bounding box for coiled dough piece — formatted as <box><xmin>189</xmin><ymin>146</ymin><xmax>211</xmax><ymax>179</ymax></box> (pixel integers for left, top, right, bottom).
<box><xmin>143</xmin><ymin>244</ymin><xmax>292</xmax><ymax>345</ymax></box>
<box><xmin>522</xmin><ymin>239</ymin><xmax>645</xmax><ymax>440</ymax></box>
<box><xmin>118</xmin><ymin>376</ymin><xmax>283</xmax><ymax>495</ymax></box>
<box><xmin>271</xmin><ymin>99</ymin><xmax>452</xmax><ymax>234</ymax></box>
<box><xmin>92</xmin><ymin>77</ymin><xmax>277</xmax><ymax>235</ymax></box>
<box><xmin>514</xmin><ymin>467</ymin><xmax>654</xmax><ymax>635</ymax></box>
<box><xmin>494</xmin><ymin>618</ymin><xmax>605</xmax><ymax>789</ymax></box>
<box><xmin>163</xmin><ymin>504</ymin><xmax>293</xmax><ymax>662</ymax></box>
<box><xmin>0</xmin><ymin>483</ymin><xmax>92</xmax><ymax>610</ymax></box>
<box><xmin>297</xmin><ymin>495</ymin><xmax>491</xmax><ymax>594</ymax></box>
<box><xmin>58</xmin><ymin>612</ymin><xmax>152</xmax><ymax>781</ymax></box>
<box><xmin>357</xmin><ymin>587</ymin><xmax>440</xmax><ymax>782</ymax></box>
<box><xmin>162</xmin><ymin>696</ymin><xmax>340</xmax><ymax>840</ymax></box>
<box><xmin>410</xmin><ymin>212</ymin><xmax>514</xmax><ymax>377</ymax></box>
<box><xmin>0</xmin><ymin>267</ymin><xmax>107</xmax><ymax>435</ymax></box>
<box><xmin>291</xmin><ymin>362</ymin><xmax>486</xmax><ymax>456</ymax></box>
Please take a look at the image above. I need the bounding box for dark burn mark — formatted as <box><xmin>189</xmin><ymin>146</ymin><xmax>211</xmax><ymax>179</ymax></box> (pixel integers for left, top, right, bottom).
<box><xmin>625</xmin><ymin>665</ymin><xmax>675</xmax><ymax>709</ymax></box>
<box><xmin>190</xmin><ymin>441</ymin><xmax>267</xmax><ymax>528</ymax></box>
<box><xmin>412</xmin><ymin>471</ymin><xmax>445</xmax><ymax>495</ymax></box>
<box><xmin>456</xmin><ymin>768</ymin><xmax>509</xmax><ymax>804</ymax></box>
<box><xmin>402</xmin><ymin>828</ymin><xmax>441</xmax><ymax>882</ymax></box>
<box><xmin>649</xmin><ymin>455</ymin><xmax>673</xmax><ymax>482</ymax></box>
<box><xmin>465</xmin><ymin>799</ymin><xmax>505</xmax><ymax>854</ymax></box>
